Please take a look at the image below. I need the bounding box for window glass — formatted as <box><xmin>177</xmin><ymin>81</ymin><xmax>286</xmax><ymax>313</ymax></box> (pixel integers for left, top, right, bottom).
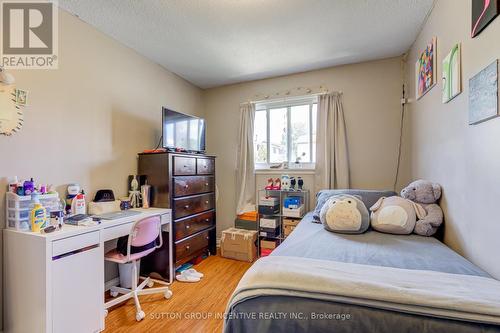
<box><xmin>269</xmin><ymin>108</ymin><xmax>287</xmax><ymax>163</ymax></box>
<box><xmin>254</xmin><ymin>110</ymin><xmax>267</xmax><ymax>163</ymax></box>
<box><xmin>290</xmin><ymin>104</ymin><xmax>311</xmax><ymax>163</ymax></box>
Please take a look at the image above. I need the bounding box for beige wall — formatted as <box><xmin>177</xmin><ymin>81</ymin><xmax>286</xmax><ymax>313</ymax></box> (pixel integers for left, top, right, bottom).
<box><xmin>404</xmin><ymin>0</ymin><xmax>500</xmax><ymax>278</ymax></box>
<box><xmin>204</xmin><ymin>57</ymin><xmax>405</xmax><ymax>235</ymax></box>
<box><xmin>0</xmin><ymin>9</ymin><xmax>203</xmax><ymax>324</ymax></box>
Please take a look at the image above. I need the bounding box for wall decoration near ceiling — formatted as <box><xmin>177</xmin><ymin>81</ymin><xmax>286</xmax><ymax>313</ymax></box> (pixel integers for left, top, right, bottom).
<box><xmin>471</xmin><ymin>0</ymin><xmax>499</xmax><ymax>38</ymax></box>
<box><xmin>442</xmin><ymin>43</ymin><xmax>462</xmax><ymax>103</ymax></box>
<box><xmin>415</xmin><ymin>37</ymin><xmax>437</xmax><ymax>100</ymax></box>
<box><xmin>469</xmin><ymin>60</ymin><xmax>498</xmax><ymax>125</ymax></box>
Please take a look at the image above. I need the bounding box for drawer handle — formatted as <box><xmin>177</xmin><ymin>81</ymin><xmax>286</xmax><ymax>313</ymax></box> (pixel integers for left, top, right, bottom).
<box><xmin>184</xmin><ymin>185</ymin><xmax>189</xmax><ymax>189</ymax></box>
<box><xmin>206</xmin><ymin>236</ymin><xmax>209</xmax><ymax>240</ymax></box>
<box><xmin>186</xmin><ymin>245</ymin><xmax>190</xmax><ymax>250</ymax></box>
<box><xmin>205</xmin><ymin>183</ymin><xmax>209</xmax><ymax>186</ymax></box>
<box><xmin>184</xmin><ymin>205</ymin><xmax>190</xmax><ymax>209</ymax></box>
<box><xmin>203</xmin><ymin>165</ymin><xmax>208</xmax><ymax>168</ymax></box>
<box><xmin>205</xmin><ymin>200</ymin><xmax>209</xmax><ymax>204</ymax></box>
<box><xmin>183</xmin><ymin>165</ymin><xmax>188</xmax><ymax>168</ymax></box>
<box><xmin>205</xmin><ymin>218</ymin><xmax>210</xmax><ymax>222</ymax></box>
<box><xmin>186</xmin><ymin>225</ymin><xmax>190</xmax><ymax>229</ymax></box>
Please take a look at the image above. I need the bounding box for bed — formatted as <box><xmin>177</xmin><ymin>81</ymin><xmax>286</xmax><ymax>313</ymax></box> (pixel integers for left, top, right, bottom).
<box><xmin>224</xmin><ymin>190</ymin><xmax>500</xmax><ymax>333</ymax></box>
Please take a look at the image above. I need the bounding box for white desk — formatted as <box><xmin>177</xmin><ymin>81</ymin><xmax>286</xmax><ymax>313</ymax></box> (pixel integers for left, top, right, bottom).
<box><xmin>3</xmin><ymin>208</ymin><xmax>172</xmax><ymax>333</ymax></box>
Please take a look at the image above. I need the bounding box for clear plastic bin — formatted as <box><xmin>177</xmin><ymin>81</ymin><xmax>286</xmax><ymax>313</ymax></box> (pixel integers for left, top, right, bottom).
<box><xmin>6</xmin><ymin>192</ymin><xmax>61</xmax><ymax>231</ymax></box>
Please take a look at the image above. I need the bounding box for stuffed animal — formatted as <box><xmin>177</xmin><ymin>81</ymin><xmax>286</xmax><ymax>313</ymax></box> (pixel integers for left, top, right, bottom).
<box><xmin>401</xmin><ymin>179</ymin><xmax>444</xmax><ymax>236</ymax></box>
<box><xmin>281</xmin><ymin>175</ymin><xmax>290</xmax><ymax>191</ymax></box>
<box><xmin>320</xmin><ymin>194</ymin><xmax>370</xmax><ymax>234</ymax></box>
<box><xmin>370</xmin><ymin>196</ymin><xmax>426</xmax><ymax>235</ymax></box>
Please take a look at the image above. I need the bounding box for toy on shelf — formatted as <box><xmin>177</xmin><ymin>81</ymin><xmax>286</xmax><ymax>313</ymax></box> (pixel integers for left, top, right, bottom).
<box><xmin>298</xmin><ymin>177</ymin><xmax>304</xmax><ymax>190</ymax></box>
<box><xmin>129</xmin><ymin>175</ymin><xmax>141</xmax><ymax>208</ymax></box>
<box><xmin>290</xmin><ymin>177</ymin><xmax>296</xmax><ymax>190</ymax></box>
<box><xmin>265</xmin><ymin>178</ymin><xmax>274</xmax><ymax>190</ymax></box>
<box><xmin>280</xmin><ymin>175</ymin><xmax>290</xmax><ymax>190</ymax></box>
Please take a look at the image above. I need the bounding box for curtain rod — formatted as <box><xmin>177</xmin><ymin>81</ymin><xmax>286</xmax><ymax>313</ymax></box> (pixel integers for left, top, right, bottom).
<box><xmin>240</xmin><ymin>86</ymin><xmax>342</xmax><ymax>104</ymax></box>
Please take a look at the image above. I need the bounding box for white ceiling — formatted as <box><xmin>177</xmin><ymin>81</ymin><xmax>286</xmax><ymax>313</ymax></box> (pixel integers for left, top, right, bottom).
<box><xmin>59</xmin><ymin>0</ymin><xmax>434</xmax><ymax>89</ymax></box>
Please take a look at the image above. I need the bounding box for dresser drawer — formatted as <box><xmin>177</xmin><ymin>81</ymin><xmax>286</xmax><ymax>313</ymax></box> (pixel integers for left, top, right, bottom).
<box><xmin>173</xmin><ymin>193</ymin><xmax>215</xmax><ymax>219</ymax></box>
<box><xmin>173</xmin><ymin>156</ymin><xmax>196</xmax><ymax>175</ymax></box>
<box><xmin>197</xmin><ymin>158</ymin><xmax>215</xmax><ymax>175</ymax></box>
<box><xmin>175</xmin><ymin>230</ymin><xmax>210</xmax><ymax>261</ymax></box>
<box><xmin>175</xmin><ymin>210</ymin><xmax>215</xmax><ymax>240</ymax></box>
<box><xmin>173</xmin><ymin>176</ymin><xmax>214</xmax><ymax>197</ymax></box>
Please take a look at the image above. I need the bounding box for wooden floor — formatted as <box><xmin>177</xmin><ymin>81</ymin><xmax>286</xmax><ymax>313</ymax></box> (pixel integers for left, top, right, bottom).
<box><xmin>104</xmin><ymin>255</ymin><xmax>253</xmax><ymax>333</ymax></box>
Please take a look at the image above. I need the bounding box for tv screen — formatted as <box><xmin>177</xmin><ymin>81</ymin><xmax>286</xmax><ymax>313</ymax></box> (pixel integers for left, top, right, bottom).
<box><xmin>162</xmin><ymin>108</ymin><xmax>206</xmax><ymax>152</ymax></box>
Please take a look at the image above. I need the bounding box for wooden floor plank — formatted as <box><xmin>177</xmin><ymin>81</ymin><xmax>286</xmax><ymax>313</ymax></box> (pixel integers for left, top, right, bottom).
<box><xmin>104</xmin><ymin>255</ymin><xmax>252</xmax><ymax>333</ymax></box>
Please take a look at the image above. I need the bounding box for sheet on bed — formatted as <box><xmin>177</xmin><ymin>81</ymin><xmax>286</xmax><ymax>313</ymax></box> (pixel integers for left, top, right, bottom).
<box><xmin>272</xmin><ymin>213</ymin><xmax>489</xmax><ymax>277</ymax></box>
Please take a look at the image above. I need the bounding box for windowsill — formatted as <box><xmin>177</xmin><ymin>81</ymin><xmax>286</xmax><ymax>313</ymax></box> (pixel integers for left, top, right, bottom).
<box><xmin>255</xmin><ymin>168</ymin><xmax>316</xmax><ymax>175</ymax></box>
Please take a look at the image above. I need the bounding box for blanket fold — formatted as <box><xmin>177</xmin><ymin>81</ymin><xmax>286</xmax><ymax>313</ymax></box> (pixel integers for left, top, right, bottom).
<box><xmin>226</xmin><ymin>256</ymin><xmax>500</xmax><ymax>325</ymax></box>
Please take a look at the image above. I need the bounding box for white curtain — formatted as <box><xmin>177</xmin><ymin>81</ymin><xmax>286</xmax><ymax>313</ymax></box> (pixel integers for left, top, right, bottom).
<box><xmin>235</xmin><ymin>103</ymin><xmax>256</xmax><ymax>214</ymax></box>
<box><xmin>315</xmin><ymin>92</ymin><xmax>350</xmax><ymax>192</ymax></box>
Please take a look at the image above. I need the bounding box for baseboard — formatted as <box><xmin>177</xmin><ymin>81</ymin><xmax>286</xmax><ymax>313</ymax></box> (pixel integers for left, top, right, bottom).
<box><xmin>104</xmin><ymin>277</ymin><xmax>120</xmax><ymax>291</ymax></box>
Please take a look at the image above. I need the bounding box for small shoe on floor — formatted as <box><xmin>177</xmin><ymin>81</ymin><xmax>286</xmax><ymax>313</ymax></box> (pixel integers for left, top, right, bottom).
<box><xmin>176</xmin><ymin>271</ymin><xmax>200</xmax><ymax>283</ymax></box>
<box><xmin>185</xmin><ymin>268</ymin><xmax>204</xmax><ymax>279</ymax></box>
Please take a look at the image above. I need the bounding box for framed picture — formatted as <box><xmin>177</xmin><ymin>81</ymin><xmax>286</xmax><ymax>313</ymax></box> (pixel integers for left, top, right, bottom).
<box><xmin>469</xmin><ymin>60</ymin><xmax>499</xmax><ymax>125</ymax></box>
<box><xmin>15</xmin><ymin>89</ymin><xmax>28</xmax><ymax>106</ymax></box>
<box><xmin>471</xmin><ymin>0</ymin><xmax>499</xmax><ymax>38</ymax></box>
<box><xmin>442</xmin><ymin>43</ymin><xmax>462</xmax><ymax>103</ymax></box>
<box><xmin>415</xmin><ymin>37</ymin><xmax>437</xmax><ymax>100</ymax></box>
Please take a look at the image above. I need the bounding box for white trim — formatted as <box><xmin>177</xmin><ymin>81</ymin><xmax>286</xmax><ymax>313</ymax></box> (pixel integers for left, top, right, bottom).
<box><xmin>255</xmin><ymin>95</ymin><xmax>318</xmax><ymax>110</ymax></box>
<box><xmin>255</xmin><ymin>169</ymin><xmax>316</xmax><ymax>175</ymax></box>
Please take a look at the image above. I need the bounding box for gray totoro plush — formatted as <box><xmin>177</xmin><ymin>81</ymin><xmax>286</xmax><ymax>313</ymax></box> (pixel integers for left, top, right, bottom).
<box><xmin>319</xmin><ymin>194</ymin><xmax>370</xmax><ymax>234</ymax></box>
<box><xmin>401</xmin><ymin>179</ymin><xmax>444</xmax><ymax>236</ymax></box>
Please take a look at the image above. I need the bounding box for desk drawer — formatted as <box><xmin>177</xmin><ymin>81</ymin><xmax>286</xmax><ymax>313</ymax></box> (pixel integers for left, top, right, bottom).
<box><xmin>52</xmin><ymin>231</ymin><xmax>100</xmax><ymax>257</ymax></box>
<box><xmin>173</xmin><ymin>193</ymin><xmax>214</xmax><ymax>219</ymax></box>
<box><xmin>196</xmin><ymin>158</ymin><xmax>215</xmax><ymax>175</ymax></box>
<box><xmin>173</xmin><ymin>176</ymin><xmax>214</xmax><ymax>197</ymax></box>
<box><xmin>173</xmin><ymin>156</ymin><xmax>196</xmax><ymax>175</ymax></box>
<box><xmin>175</xmin><ymin>230</ymin><xmax>210</xmax><ymax>261</ymax></box>
<box><xmin>175</xmin><ymin>210</ymin><xmax>214</xmax><ymax>241</ymax></box>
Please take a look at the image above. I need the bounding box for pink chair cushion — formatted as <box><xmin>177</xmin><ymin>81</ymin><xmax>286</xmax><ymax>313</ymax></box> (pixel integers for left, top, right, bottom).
<box><xmin>131</xmin><ymin>216</ymin><xmax>161</xmax><ymax>247</ymax></box>
<box><xmin>104</xmin><ymin>248</ymin><xmax>156</xmax><ymax>264</ymax></box>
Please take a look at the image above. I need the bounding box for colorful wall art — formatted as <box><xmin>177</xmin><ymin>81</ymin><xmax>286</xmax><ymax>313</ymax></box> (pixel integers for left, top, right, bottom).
<box><xmin>469</xmin><ymin>60</ymin><xmax>499</xmax><ymax>125</ymax></box>
<box><xmin>471</xmin><ymin>0</ymin><xmax>499</xmax><ymax>38</ymax></box>
<box><xmin>442</xmin><ymin>43</ymin><xmax>462</xmax><ymax>103</ymax></box>
<box><xmin>415</xmin><ymin>37</ymin><xmax>437</xmax><ymax>100</ymax></box>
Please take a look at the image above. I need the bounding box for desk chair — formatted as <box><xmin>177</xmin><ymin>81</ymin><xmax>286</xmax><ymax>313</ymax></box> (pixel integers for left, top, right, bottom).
<box><xmin>104</xmin><ymin>216</ymin><xmax>173</xmax><ymax>321</ymax></box>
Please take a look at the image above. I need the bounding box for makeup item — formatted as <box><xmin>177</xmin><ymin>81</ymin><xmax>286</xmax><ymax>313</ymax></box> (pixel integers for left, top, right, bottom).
<box><xmin>66</xmin><ymin>183</ymin><xmax>81</xmax><ymax>214</ymax></box>
<box><xmin>141</xmin><ymin>184</ymin><xmax>151</xmax><ymax>208</ymax></box>
<box><xmin>41</xmin><ymin>224</ymin><xmax>61</xmax><ymax>234</ymax></box>
<box><xmin>8</xmin><ymin>176</ymin><xmax>18</xmax><ymax>193</ymax></box>
<box><xmin>16</xmin><ymin>183</ymin><xmax>24</xmax><ymax>196</ymax></box>
<box><xmin>23</xmin><ymin>178</ymin><xmax>34</xmax><ymax>196</ymax></box>
<box><xmin>71</xmin><ymin>191</ymin><xmax>87</xmax><ymax>215</ymax></box>
<box><xmin>39</xmin><ymin>184</ymin><xmax>47</xmax><ymax>194</ymax></box>
<box><xmin>30</xmin><ymin>192</ymin><xmax>47</xmax><ymax>232</ymax></box>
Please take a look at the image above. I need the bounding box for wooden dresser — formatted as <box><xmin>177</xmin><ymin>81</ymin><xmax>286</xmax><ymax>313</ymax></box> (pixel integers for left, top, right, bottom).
<box><xmin>138</xmin><ymin>152</ymin><xmax>216</xmax><ymax>273</ymax></box>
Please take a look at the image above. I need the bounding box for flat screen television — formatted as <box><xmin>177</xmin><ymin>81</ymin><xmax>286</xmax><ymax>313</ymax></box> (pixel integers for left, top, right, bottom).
<box><xmin>162</xmin><ymin>107</ymin><xmax>206</xmax><ymax>153</ymax></box>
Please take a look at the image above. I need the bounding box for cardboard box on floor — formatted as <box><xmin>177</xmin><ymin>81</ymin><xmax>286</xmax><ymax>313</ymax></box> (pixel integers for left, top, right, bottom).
<box><xmin>221</xmin><ymin>228</ymin><xmax>258</xmax><ymax>262</ymax></box>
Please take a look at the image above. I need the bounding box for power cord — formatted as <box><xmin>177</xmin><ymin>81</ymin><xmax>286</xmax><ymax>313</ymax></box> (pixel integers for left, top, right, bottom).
<box><xmin>393</xmin><ymin>84</ymin><xmax>406</xmax><ymax>191</ymax></box>
<box><xmin>153</xmin><ymin>135</ymin><xmax>163</xmax><ymax>151</ymax></box>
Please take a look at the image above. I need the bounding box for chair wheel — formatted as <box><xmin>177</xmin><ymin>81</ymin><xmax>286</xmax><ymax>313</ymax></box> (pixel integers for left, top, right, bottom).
<box><xmin>110</xmin><ymin>290</ymin><xmax>119</xmax><ymax>297</ymax></box>
<box><xmin>136</xmin><ymin>310</ymin><xmax>145</xmax><ymax>321</ymax></box>
<box><xmin>104</xmin><ymin>309</ymin><xmax>108</xmax><ymax>317</ymax></box>
<box><xmin>147</xmin><ymin>280</ymin><xmax>154</xmax><ymax>288</ymax></box>
<box><xmin>164</xmin><ymin>290</ymin><xmax>173</xmax><ymax>299</ymax></box>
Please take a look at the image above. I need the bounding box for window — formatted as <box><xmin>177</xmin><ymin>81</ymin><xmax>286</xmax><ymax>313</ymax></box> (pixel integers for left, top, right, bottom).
<box><xmin>254</xmin><ymin>97</ymin><xmax>317</xmax><ymax>168</ymax></box>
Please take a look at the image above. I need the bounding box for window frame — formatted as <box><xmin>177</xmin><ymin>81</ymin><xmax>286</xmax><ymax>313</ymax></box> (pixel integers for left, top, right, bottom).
<box><xmin>254</xmin><ymin>96</ymin><xmax>318</xmax><ymax>170</ymax></box>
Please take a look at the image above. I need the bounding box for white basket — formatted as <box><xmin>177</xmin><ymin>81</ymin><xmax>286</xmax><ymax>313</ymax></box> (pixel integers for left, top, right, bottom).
<box><xmin>6</xmin><ymin>192</ymin><xmax>60</xmax><ymax>231</ymax></box>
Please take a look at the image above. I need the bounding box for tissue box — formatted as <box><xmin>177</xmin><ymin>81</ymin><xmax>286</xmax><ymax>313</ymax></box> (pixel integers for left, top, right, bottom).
<box><xmin>283</xmin><ymin>218</ymin><xmax>300</xmax><ymax>237</ymax></box>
